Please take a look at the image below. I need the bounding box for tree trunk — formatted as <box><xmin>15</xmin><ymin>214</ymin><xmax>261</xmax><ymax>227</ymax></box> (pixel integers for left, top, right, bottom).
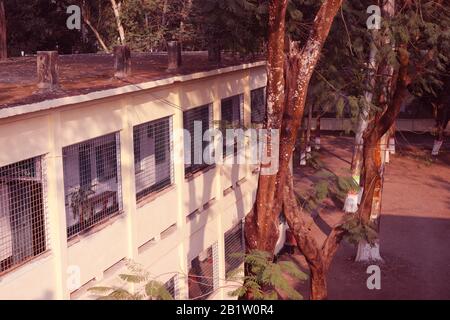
<box><xmin>305</xmin><ymin>103</ymin><xmax>313</xmax><ymax>159</ymax></box>
<box><xmin>0</xmin><ymin>0</ymin><xmax>6</xmax><ymax>61</ymax></box>
<box><xmin>355</xmin><ymin>132</ymin><xmax>383</xmax><ymax>261</ymax></box>
<box><xmin>315</xmin><ymin>115</ymin><xmax>321</xmax><ymax>150</ymax></box>
<box><xmin>110</xmin><ymin>0</ymin><xmax>126</xmax><ymax>45</ymax></box>
<box><xmin>356</xmin><ymin>47</ymin><xmax>412</xmax><ymax>262</ymax></box>
<box><xmin>432</xmin><ymin>80</ymin><xmax>450</xmax><ymax>155</ymax></box>
<box><xmin>344</xmin><ymin>40</ymin><xmax>377</xmax><ymax>213</ymax></box>
<box><xmin>244</xmin><ymin>0</ymin><xmax>344</xmax><ymax>300</ymax></box>
<box><xmin>310</xmin><ymin>266</ymin><xmax>327</xmax><ymax>300</ymax></box>
<box><xmin>282</xmin><ymin>172</ymin><xmax>345</xmax><ymax>300</ymax></box>
<box><xmin>243</xmin><ymin>0</ymin><xmax>288</xmax><ymax>260</ymax></box>
<box><xmin>161</xmin><ymin>0</ymin><xmax>169</xmax><ymax>28</ymax></box>
<box><xmin>83</xmin><ymin>16</ymin><xmax>110</xmax><ymax>53</ymax></box>
<box><xmin>388</xmin><ymin>124</ymin><xmax>396</xmax><ymax>154</ymax></box>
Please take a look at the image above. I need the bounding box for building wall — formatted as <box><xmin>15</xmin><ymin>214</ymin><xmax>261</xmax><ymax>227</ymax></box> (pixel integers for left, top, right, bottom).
<box><xmin>0</xmin><ymin>63</ymin><xmax>267</xmax><ymax>300</ymax></box>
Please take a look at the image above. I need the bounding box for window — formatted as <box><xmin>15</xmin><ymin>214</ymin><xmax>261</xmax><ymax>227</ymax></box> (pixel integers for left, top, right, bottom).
<box><xmin>221</xmin><ymin>94</ymin><xmax>243</xmax><ymax>158</ymax></box>
<box><xmin>251</xmin><ymin>87</ymin><xmax>266</xmax><ymax>124</ymax></box>
<box><xmin>188</xmin><ymin>243</ymin><xmax>219</xmax><ymax>300</ymax></box>
<box><xmin>133</xmin><ymin>117</ymin><xmax>173</xmax><ymax>201</ymax></box>
<box><xmin>95</xmin><ymin>141</ymin><xmax>117</xmax><ymax>182</ymax></box>
<box><xmin>0</xmin><ymin>156</ymin><xmax>48</xmax><ymax>275</ymax></box>
<box><xmin>224</xmin><ymin>221</ymin><xmax>245</xmax><ymax>278</ymax></box>
<box><xmin>62</xmin><ymin>133</ymin><xmax>122</xmax><ymax>239</ymax></box>
<box><xmin>183</xmin><ymin>104</ymin><xmax>213</xmax><ymax>177</ymax></box>
<box><xmin>163</xmin><ymin>275</ymin><xmax>178</xmax><ymax>299</ymax></box>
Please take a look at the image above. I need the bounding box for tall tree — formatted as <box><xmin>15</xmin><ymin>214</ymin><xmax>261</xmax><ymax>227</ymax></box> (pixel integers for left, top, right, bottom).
<box><xmin>355</xmin><ymin>0</ymin><xmax>449</xmax><ymax>261</ymax></box>
<box><xmin>110</xmin><ymin>0</ymin><xmax>126</xmax><ymax>44</ymax></box>
<box><xmin>244</xmin><ymin>0</ymin><xmax>344</xmax><ymax>300</ymax></box>
<box><xmin>79</xmin><ymin>0</ymin><xmax>110</xmax><ymax>53</ymax></box>
<box><xmin>0</xmin><ymin>0</ymin><xmax>6</xmax><ymax>60</ymax></box>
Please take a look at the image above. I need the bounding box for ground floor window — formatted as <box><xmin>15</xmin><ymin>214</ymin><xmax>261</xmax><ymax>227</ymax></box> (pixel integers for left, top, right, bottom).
<box><xmin>0</xmin><ymin>156</ymin><xmax>48</xmax><ymax>274</ymax></box>
<box><xmin>224</xmin><ymin>221</ymin><xmax>245</xmax><ymax>278</ymax></box>
<box><xmin>163</xmin><ymin>275</ymin><xmax>178</xmax><ymax>299</ymax></box>
<box><xmin>188</xmin><ymin>243</ymin><xmax>219</xmax><ymax>300</ymax></box>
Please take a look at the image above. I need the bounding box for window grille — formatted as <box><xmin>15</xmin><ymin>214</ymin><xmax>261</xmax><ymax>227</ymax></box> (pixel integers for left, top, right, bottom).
<box><xmin>133</xmin><ymin>116</ymin><xmax>174</xmax><ymax>202</ymax></box>
<box><xmin>0</xmin><ymin>156</ymin><xmax>48</xmax><ymax>275</ymax></box>
<box><xmin>251</xmin><ymin>87</ymin><xmax>267</xmax><ymax>124</ymax></box>
<box><xmin>62</xmin><ymin>133</ymin><xmax>122</xmax><ymax>239</ymax></box>
<box><xmin>183</xmin><ymin>104</ymin><xmax>213</xmax><ymax>177</ymax></box>
<box><xmin>188</xmin><ymin>243</ymin><xmax>218</xmax><ymax>300</ymax></box>
<box><xmin>224</xmin><ymin>221</ymin><xmax>245</xmax><ymax>278</ymax></box>
<box><xmin>221</xmin><ymin>95</ymin><xmax>244</xmax><ymax>158</ymax></box>
<box><xmin>163</xmin><ymin>275</ymin><xmax>178</xmax><ymax>300</ymax></box>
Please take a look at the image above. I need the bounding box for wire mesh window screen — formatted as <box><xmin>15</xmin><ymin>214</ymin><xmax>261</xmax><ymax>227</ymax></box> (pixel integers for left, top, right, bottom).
<box><xmin>63</xmin><ymin>133</ymin><xmax>122</xmax><ymax>239</ymax></box>
<box><xmin>133</xmin><ymin>116</ymin><xmax>174</xmax><ymax>202</ymax></box>
<box><xmin>0</xmin><ymin>156</ymin><xmax>48</xmax><ymax>275</ymax></box>
<box><xmin>188</xmin><ymin>244</ymin><xmax>217</xmax><ymax>300</ymax></box>
<box><xmin>251</xmin><ymin>87</ymin><xmax>267</xmax><ymax>124</ymax></box>
<box><xmin>224</xmin><ymin>221</ymin><xmax>245</xmax><ymax>278</ymax></box>
<box><xmin>183</xmin><ymin>104</ymin><xmax>213</xmax><ymax>177</ymax></box>
<box><xmin>221</xmin><ymin>94</ymin><xmax>244</xmax><ymax>158</ymax></box>
<box><xmin>163</xmin><ymin>275</ymin><xmax>178</xmax><ymax>300</ymax></box>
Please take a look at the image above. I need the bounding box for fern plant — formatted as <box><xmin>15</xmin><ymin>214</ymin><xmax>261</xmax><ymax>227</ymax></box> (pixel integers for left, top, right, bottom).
<box><xmin>228</xmin><ymin>250</ymin><xmax>308</xmax><ymax>300</ymax></box>
<box><xmin>88</xmin><ymin>261</ymin><xmax>174</xmax><ymax>300</ymax></box>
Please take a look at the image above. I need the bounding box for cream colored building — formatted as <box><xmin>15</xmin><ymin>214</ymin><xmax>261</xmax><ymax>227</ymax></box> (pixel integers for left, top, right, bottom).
<box><xmin>0</xmin><ymin>58</ymin><xmax>283</xmax><ymax>300</ymax></box>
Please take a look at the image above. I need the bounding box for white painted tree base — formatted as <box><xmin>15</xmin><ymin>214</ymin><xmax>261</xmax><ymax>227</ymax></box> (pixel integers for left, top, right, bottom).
<box><xmin>314</xmin><ymin>137</ymin><xmax>321</xmax><ymax>150</ymax></box>
<box><xmin>343</xmin><ymin>193</ymin><xmax>359</xmax><ymax>213</ymax></box>
<box><xmin>355</xmin><ymin>241</ymin><xmax>383</xmax><ymax>262</ymax></box>
<box><xmin>358</xmin><ymin>187</ymin><xmax>364</xmax><ymax>205</ymax></box>
<box><xmin>385</xmin><ymin>149</ymin><xmax>390</xmax><ymax>163</ymax></box>
<box><xmin>389</xmin><ymin>138</ymin><xmax>396</xmax><ymax>154</ymax></box>
<box><xmin>431</xmin><ymin>140</ymin><xmax>443</xmax><ymax>156</ymax></box>
<box><xmin>300</xmin><ymin>152</ymin><xmax>307</xmax><ymax>166</ymax></box>
<box><xmin>306</xmin><ymin>146</ymin><xmax>312</xmax><ymax>159</ymax></box>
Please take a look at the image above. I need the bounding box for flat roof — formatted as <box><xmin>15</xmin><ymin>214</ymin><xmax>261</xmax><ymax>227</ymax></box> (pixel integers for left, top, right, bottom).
<box><xmin>0</xmin><ymin>52</ymin><xmax>265</xmax><ymax>117</ymax></box>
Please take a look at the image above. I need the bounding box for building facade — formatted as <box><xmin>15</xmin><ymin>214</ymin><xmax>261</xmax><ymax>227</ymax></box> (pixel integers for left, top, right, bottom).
<box><xmin>0</xmin><ymin>60</ymin><xmax>276</xmax><ymax>299</ymax></box>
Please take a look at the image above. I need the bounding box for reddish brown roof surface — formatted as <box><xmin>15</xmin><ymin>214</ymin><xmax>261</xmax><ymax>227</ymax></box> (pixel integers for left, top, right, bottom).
<box><xmin>0</xmin><ymin>52</ymin><xmax>263</xmax><ymax>109</ymax></box>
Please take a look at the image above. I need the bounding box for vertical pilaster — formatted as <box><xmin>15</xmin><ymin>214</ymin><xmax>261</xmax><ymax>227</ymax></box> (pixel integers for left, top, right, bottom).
<box><xmin>173</xmin><ymin>85</ymin><xmax>189</xmax><ymax>299</ymax></box>
<box><xmin>120</xmin><ymin>102</ymin><xmax>138</xmax><ymax>261</ymax></box>
<box><xmin>47</xmin><ymin>111</ymin><xmax>69</xmax><ymax>299</ymax></box>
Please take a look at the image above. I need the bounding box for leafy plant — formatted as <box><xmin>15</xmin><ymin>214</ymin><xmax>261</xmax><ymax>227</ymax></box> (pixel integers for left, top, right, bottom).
<box><xmin>228</xmin><ymin>250</ymin><xmax>307</xmax><ymax>300</ymax></box>
<box><xmin>88</xmin><ymin>261</ymin><xmax>174</xmax><ymax>300</ymax></box>
<box><xmin>69</xmin><ymin>185</ymin><xmax>95</xmax><ymax>222</ymax></box>
<box><xmin>341</xmin><ymin>213</ymin><xmax>378</xmax><ymax>246</ymax></box>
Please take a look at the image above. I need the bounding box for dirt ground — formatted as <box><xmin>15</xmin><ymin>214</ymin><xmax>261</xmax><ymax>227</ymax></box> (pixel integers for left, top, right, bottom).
<box><xmin>280</xmin><ymin>131</ymin><xmax>450</xmax><ymax>300</ymax></box>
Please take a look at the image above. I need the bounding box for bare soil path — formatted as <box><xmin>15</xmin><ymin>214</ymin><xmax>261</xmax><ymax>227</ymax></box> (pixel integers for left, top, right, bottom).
<box><xmin>282</xmin><ymin>132</ymin><xmax>450</xmax><ymax>300</ymax></box>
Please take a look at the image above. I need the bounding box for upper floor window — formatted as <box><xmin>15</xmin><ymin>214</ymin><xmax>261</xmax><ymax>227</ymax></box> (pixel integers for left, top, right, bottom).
<box><xmin>251</xmin><ymin>87</ymin><xmax>266</xmax><ymax>124</ymax></box>
<box><xmin>0</xmin><ymin>156</ymin><xmax>48</xmax><ymax>275</ymax></box>
<box><xmin>133</xmin><ymin>116</ymin><xmax>174</xmax><ymax>202</ymax></box>
<box><xmin>221</xmin><ymin>94</ymin><xmax>243</xmax><ymax>158</ymax></box>
<box><xmin>62</xmin><ymin>133</ymin><xmax>122</xmax><ymax>239</ymax></box>
<box><xmin>183</xmin><ymin>104</ymin><xmax>213</xmax><ymax>177</ymax></box>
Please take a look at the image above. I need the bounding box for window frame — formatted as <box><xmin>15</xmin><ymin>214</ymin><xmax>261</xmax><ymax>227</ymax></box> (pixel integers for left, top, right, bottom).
<box><xmin>183</xmin><ymin>104</ymin><xmax>214</xmax><ymax>178</ymax></box>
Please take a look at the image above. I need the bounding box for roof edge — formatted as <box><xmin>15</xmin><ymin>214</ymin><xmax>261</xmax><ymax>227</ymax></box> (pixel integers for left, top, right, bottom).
<box><xmin>0</xmin><ymin>60</ymin><xmax>266</xmax><ymax>120</ymax></box>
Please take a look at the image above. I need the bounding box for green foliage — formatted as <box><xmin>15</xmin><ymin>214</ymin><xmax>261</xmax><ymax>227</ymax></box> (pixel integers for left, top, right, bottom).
<box><xmin>88</xmin><ymin>261</ymin><xmax>174</xmax><ymax>300</ymax></box>
<box><xmin>190</xmin><ymin>0</ymin><xmax>265</xmax><ymax>55</ymax></box>
<box><xmin>69</xmin><ymin>185</ymin><xmax>96</xmax><ymax>222</ymax></box>
<box><xmin>341</xmin><ymin>214</ymin><xmax>378</xmax><ymax>246</ymax></box>
<box><xmin>297</xmin><ymin>151</ymin><xmax>360</xmax><ymax>214</ymax></box>
<box><xmin>228</xmin><ymin>250</ymin><xmax>307</xmax><ymax>300</ymax></box>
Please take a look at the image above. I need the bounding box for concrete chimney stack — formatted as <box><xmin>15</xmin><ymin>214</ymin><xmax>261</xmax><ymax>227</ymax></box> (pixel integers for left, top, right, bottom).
<box><xmin>37</xmin><ymin>51</ymin><xmax>59</xmax><ymax>90</ymax></box>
